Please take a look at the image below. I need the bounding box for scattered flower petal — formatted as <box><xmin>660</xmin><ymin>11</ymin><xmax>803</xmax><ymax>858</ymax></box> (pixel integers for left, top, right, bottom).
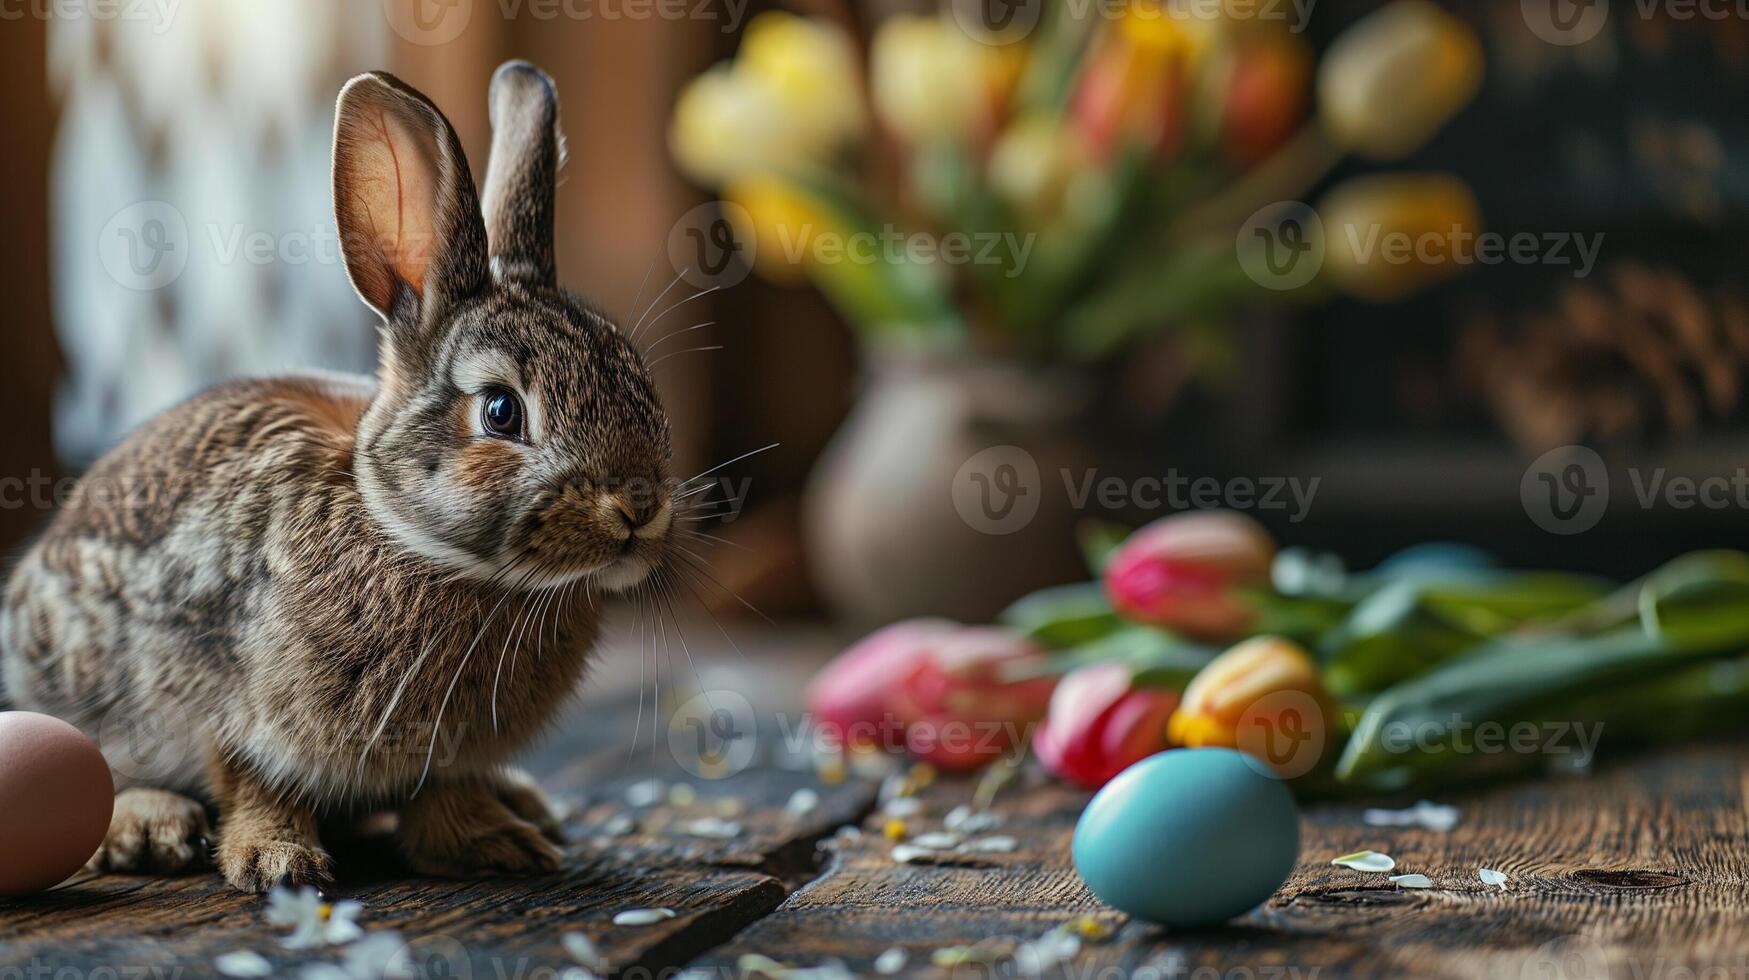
<box><xmin>1013</xmin><ymin>926</ymin><xmax>1081</xmax><ymax>976</ymax></box>
<box><xmin>1362</xmin><ymin>800</ymin><xmax>1460</xmax><ymax>833</ymax></box>
<box><xmin>613</xmin><ymin>908</ymin><xmax>677</xmax><ymax>926</ymax></box>
<box><xmin>1064</xmin><ymin>916</ymin><xmax>1112</xmax><ymax>941</ymax></box>
<box><xmin>265</xmin><ymin>888</ymin><xmax>365</xmax><ymax>949</ymax></box>
<box><xmin>1389</xmin><ymin>874</ymin><xmax>1433</xmax><ymax>889</ymax></box>
<box><xmin>563</xmin><ymin>933</ymin><xmax>609</xmax><ymax>973</ymax></box>
<box><xmin>738</xmin><ymin>954</ymin><xmax>790</xmax><ymax>977</ymax></box>
<box><xmin>215</xmin><ymin>951</ymin><xmax>273</xmax><ymax>978</ymax></box>
<box><xmin>681</xmin><ymin>817</ymin><xmax>743</xmax><ymax>839</ymax></box>
<box><xmin>882</xmin><ymin>797</ymin><xmax>923</xmax><ymax>819</ymax></box>
<box><xmin>602</xmin><ymin>814</ymin><xmax>637</xmax><ymax>837</ymax></box>
<box><xmin>943</xmin><ymin>806</ymin><xmax>1003</xmax><ymax>833</ymax></box>
<box><xmin>337</xmin><ymin>934</ymin><xmax>412</xmax><ymax>980</ymax></box>
<box><xmin>1479</xmin><ymin>868</ymin><xmax>1508</xmax><ymax>889</ymax></box>
<box><xmin>909</xmin><ymin>832</ymin><xmax>962</xmax><ymax>850</ymax></box>
<box><xmin>1332</xmin><ymin>850</ymin><xmax>1396</xmax><ymax>873</ymax></box>
<box><xmin>625</xmin><ymin>779</ymin><xmax>665</xmax><ymax>808</ymax></box>
<box><xmin>873</xmin><ymin>948</ymin><xmax>908</xmax><ymax>974</ymax></box>
<box><xmin>932</xmin><ymin>945</ymin><xmax>1005</xmax><ymax>968</ymax></box>
<box><xmin>785</xmin><ymin>788</ymin><xmax>821</xmax><ymax>817</ymax></box>
<box><xmin>891</xmin><ymin>844</ymin><xmax>934</xmax><ymax>864</ymax></box>
<box><xmin>958</xmin><ymin>835</ymin><xmax>1018</xmax><ymax>854</ymax></box>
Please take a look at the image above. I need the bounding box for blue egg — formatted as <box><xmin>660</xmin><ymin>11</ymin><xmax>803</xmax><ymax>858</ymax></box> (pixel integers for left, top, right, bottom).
<box><xmin>1072</xmin><ymin>748</ymin><xmax>1300</xmax><ymax>928</ymax></box>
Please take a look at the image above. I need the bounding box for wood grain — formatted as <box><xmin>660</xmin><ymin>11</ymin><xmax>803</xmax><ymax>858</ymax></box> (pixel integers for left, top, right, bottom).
<box><xmin>3</xmin><ymin>622</ymin><xmax>1746</xmax><ymax>979</ymax></box>
<box><xmin>699</xmin><ymin>739</ymin><xmax>1749</xmax><ymax>980</ymax></box>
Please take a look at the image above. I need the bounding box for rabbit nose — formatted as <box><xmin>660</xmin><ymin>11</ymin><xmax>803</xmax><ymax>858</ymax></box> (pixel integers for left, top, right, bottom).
<box><xmin>604</xmin><ymin>492</ymin><xmax>670</xmax><ymax>537</ymax></box>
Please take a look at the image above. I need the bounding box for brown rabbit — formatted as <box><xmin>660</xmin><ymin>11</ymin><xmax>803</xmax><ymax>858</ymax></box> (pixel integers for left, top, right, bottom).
<box><xmin>0</xmin><ymin>62</ymin><xmax>675</xmax><ymax>892</ymax></box>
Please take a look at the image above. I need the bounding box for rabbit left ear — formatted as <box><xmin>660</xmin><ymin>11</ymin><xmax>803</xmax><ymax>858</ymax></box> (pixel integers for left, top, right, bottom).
<box><xmin>481</xmin><ymin>61</ymin><xmax>564</xmax><ymax>288</ymax></box>
<box><xmin>332</xmin><ymin>71</ymin><xmax>489</xmax><ymax>329</ymax></box>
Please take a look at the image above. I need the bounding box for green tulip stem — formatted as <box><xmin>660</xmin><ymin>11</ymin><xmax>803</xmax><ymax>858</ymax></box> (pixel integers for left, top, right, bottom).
<box><xmin>1164</xmin><ymin>124</ymin><xmax>1344</xmax><ymax>247</ymax></box>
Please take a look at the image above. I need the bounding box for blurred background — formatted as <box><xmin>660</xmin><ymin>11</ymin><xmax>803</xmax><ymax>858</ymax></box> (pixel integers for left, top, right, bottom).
<box><xmin>1</xmin><ymin>0</ymin><xmax>1745</xmax><ymax>628</ymax></box>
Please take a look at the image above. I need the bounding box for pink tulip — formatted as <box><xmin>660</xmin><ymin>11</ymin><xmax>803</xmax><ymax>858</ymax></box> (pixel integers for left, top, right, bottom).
<box><xmin>1033</xmin><ymin>661</ymin><xmax>1179</xmax><ymax>789</ymax></box>
<box><xmin>1104</xmin><ymin>511</ymin><xmax>1276</xmax><ymax>641</ymax></box>
<box><xmin>806</xmin><ymin>618</ymin><xmax>956</xmax><ymax>750</ymax></box>
<box><xmin>888</xmin><ymin>626</ymin><xmax>1057</xmax><ymax>771</ymax></box>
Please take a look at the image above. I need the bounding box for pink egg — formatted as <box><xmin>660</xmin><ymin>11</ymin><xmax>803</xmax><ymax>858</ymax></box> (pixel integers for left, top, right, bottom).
<box><xmin>0</xmin><ymin>711</ymin><xmax>114</xmax><ymax>895</ymax></box>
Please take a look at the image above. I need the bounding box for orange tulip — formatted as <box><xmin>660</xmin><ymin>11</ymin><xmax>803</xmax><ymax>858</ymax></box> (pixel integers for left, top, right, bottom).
<box><xmin>1168</xmin><ymin>636</ymin><xmax>1331</xmax><ymax>778</ymax></box>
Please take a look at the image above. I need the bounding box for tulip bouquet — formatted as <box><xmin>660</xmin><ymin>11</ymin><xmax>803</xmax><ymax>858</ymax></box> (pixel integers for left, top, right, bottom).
<box><xmin>808</xmin><ymin>510</ymin><xmax>1749</xmax><ymax>792</ymax></box>
<box><xmin>669</xmin><ymin>0</ymin><xmax>1484</xmax><ymax>361</ymax></box>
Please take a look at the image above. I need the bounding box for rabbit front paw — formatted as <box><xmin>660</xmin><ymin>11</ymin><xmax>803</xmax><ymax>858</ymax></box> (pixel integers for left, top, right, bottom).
<box><xmin>90</xmin><ymin>788</ymin><xmax>211</xmax><ymax>874</ymax></box>
<box><xmin>218</xmin><ymin>828</ymin><xmax>334</xmax><ymax>892</ymax></box>
<box><xmin>494</xmin><ymin>766</ymin><xmax>567</xmax><ymax>844</ymax></box>
<box><xmin>399</xmin><ymin>779</ymin><xmax>563</xmax><ymax>878</ymax></box>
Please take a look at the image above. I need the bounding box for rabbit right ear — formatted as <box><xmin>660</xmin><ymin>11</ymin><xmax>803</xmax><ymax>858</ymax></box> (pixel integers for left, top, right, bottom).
<box><xmin>480</xmin><ymin>61</ymin><xmax>563</xmax><ymax>289</ymax></box>
<box><xmin>333</xmin><ymin>72</ymin><xmax>489</xmax><ymax>332</ymax></box>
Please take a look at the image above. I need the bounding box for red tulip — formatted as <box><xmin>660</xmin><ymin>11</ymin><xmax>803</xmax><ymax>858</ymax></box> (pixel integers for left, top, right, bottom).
<box><xmin>806</xmin><ymin>618</ymin><xmax>955</xmax><ymax>750</ymax></box>
<box><xmin>889</xmin><ymin>626</ymin><xmax>1057</xmax><ymax>771</ymax></box>
<box><xmin>1071</xmin><ymin>9</ymin><xmax>1203</xmax><ymax>161</ymax></box>
<box><xmin>1033</xmin><ymin>661</ymin><xmax>1179</xmax><ymax>788</ymax></box>
<box><xmin>1104</xmin><ymin>511</ymin><xmax>1276</xmax><ymax>641</ymax></box>
<box><xmin>1220</xmin><ymin>33</ymin><xmax>1312</xmax><ymax>166</ymax></box>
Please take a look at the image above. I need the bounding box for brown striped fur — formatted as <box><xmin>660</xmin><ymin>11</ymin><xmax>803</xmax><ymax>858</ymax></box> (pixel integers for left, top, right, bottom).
<box><xmin>0</xmin><ymin>63</ymin><xmax>669</xmax><ymax>890</ymax></box>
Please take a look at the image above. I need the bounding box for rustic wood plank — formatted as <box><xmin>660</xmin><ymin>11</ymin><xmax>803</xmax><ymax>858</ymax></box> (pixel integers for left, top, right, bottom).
<box><xmin>0</xmin><ymin>625</ymin><xmax>879</xmax><ymax>980</ymax></box>
<box><xmin>697</xmin><ymin>738</ymin><xmax>1749</xmax><ymax>979</ymax></box>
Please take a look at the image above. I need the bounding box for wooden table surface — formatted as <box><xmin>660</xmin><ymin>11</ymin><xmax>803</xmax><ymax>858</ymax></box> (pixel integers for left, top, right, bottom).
<box><xmin>3</xmin><ymin>622</ymin><xmax>1747</xmax><ymax>979</ymax></box>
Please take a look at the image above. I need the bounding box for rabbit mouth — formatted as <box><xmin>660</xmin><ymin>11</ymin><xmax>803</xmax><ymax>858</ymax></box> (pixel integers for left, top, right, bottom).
<box><xmin>592</xmin><ymin>555</ymin><xmax>653</xmax><ymax>592</ymax></box>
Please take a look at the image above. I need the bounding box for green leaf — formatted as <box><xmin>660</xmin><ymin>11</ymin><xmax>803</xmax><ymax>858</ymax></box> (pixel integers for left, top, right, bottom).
<box><xmin>1638</xmin><ymin>550</ymin><xmax>1749</xmax><ymax>650</ymax></box>
<box><xmin>1059</xmin><ymin>625</ymin><xmax>1215</xmax><ymax>688</ymax></box>
<box><xmin>1334</xmin><ymin>627</ymin><xmax>1737</xmax><ymax>783</ymax></box>
<box><xmin>999</xmin><ymin>582</ymin><xmax>1121</xmax><ymax>648</ymax></box>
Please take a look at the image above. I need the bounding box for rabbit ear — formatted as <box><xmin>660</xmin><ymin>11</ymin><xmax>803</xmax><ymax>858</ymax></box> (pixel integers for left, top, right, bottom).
<box><xmin>332</xmin><ymin>71</ymin><xmax>489</xmax><ymax>330</ymax></box>
<box><xmin>480</xmin><ymin>61</ymin><xmax>564</xmax><ymax>288</ymax></box>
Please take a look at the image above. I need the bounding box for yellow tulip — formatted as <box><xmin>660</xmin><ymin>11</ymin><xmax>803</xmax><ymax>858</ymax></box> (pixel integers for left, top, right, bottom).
<box><xmin>870</xmin><ymin>14</ymin><xmax>998</xmax><ymax>143</ymax></box>
<box><xmin>1168</xmin><ymin>636</ymin><xmax>1331</xmax><ymax>777</ymax></box>
<box><xmin>988</xmin><ymin>115</ymin><xmax>1090</xmax><ymax>222</ymax></box>
<box><xmin>720</xmin><ymin>175</ymin><xmax>835</xmax><ymax>286</ymax></box>
<box><xmin>1317</xmin><ymin>1</ymin><xmax>1483</xmax><ymax>161</ymax></box>
<box><xmin>669</xmin><ymin>14</ymin><xmax>862</xmax><ymax>186</ymax></box>
<box><xmin>737</xmin><ymin>13</ymin><xmax>864</xmax><ymax>151</ymax></box>
<box><xmin>1317</xmin><ymin>173</ymin><xmax>1482</xmax><ymax>302</ymax></box>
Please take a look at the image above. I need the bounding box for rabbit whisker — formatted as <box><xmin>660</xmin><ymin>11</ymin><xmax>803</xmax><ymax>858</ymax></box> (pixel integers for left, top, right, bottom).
<box><xmin>638</xmin><ymin>285</ymin><xmax>721</xmax><ymax>345</ymax></box>
<box><xmin>647</xmin><ymin>345</ymin><xmax>723</xmax><ymax>370</ymax></box>
<box><xmin>678</xmin><ymin>443</ymin><xmax>780</xmax><ymax>489</ymax></box>
<box><xmin>414</xmin><ymin>557</ymin><xmax>540</xmax><ymax>796</ymax></box>
<box><xmin>642</xmin><ymin>321</ymin><xmax>715</xmax><ymax>357</ymax></box>
<box><xmin>629</xmin><ymin>268</ymin><xmax>686</xmax><ymax>342</ymax></box>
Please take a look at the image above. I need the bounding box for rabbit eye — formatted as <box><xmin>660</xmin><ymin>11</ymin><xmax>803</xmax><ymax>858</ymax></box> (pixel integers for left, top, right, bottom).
<box><xmin>481</xmin><ymin>387</ymin><xmax>524</xmax><ymax>439</ymax></box>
